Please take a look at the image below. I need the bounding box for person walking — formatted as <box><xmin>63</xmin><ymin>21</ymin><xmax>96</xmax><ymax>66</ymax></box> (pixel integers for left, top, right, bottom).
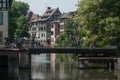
<box><xmin>31</xmin><ymin>37</ymin><xmax>35</xmax><ymax>48</ymax></box>
<box><xmin>4</xmin><ymin>37</ymin><xmax>10</xmax><ymax>48</ymax></box>
<box><xmin>74</xmin><ymin>36</ymin><xmax>81</xmax><ymax>47</ymax></box>
<box><xmin>37</xmin><ymin>36</ymin><xmax>41</xmax><ymax>47</ymax></box>
<box><xmin>16</xmin><ymin>37</ymin><xmax>22</xmax><ymax>48</ymax></box>
<box><xmin>47</xmin><ymin>38</ymin><xmax>51</xmax><ymax>47</ymax></box>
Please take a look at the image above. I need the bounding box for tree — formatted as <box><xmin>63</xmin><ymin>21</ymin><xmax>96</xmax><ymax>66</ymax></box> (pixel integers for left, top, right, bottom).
<box><xmin>9</xmin><ymin>1</ymin><xmax>29</xmax><ymax>18</ymax></box>
<box><xmin>9</xmin><ymin>1</ymin><xmax>29</xmax><ymax>39</ymax></box>
<box><xmin>76</xmin><ymin>0</ymin><xmax>120</xmax><ymax>47</ymax></box>
<box><xmin>56</xmin><ymin>18</ymin><xmax>79</xmax><ymax>47</ymax></box>
<box><xmin>56</xmin><ymin>0</ymin><xmax>120</xmax><ymax>62</ymax></box>
<box><xmin>14</xmin><ymin>15</ymin><xmax>30</xmax><ymax>38</ymax></box>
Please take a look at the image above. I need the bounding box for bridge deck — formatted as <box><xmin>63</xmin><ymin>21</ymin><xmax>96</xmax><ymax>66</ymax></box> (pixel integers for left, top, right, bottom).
<box><xmin>0</xmin><ymin>47</ymin><xmax>118</xmax><ymax>56</ymax></box>
<box><xmin>29</xmin><ymin>47</ymin><xmax>117</xmax><ymax>54</ymax></box>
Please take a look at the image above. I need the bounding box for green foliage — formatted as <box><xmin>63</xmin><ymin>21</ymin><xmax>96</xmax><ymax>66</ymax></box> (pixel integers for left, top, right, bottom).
<box><xmin>56</xmin><ymin>0</ymin><xmax>120</xmax><ymax>61</ymax></box>
<box><xmin>14</xmin><ymin>16</ymin><xmax>30</xmax><ymax>38</ymax></box>
<box><xmin>76</xmin><ymin>0</ymin><xmax>120</xmax><ymax>47</ymax></box>
<box><xmin>9</xmin><ymin>0</ymin><xmax>29</xmax><ymax>39</ymax></box>
<box><xmin>56</xmin><ymin>18</ymin><xmax>79</xmax><ymax>62</ymax></box>
<box><xmin>56</xmin><ymin>54</ymin><xmax>76</xmax><ymax>62</ymax></box>
<box><xmin>9</xmin><ymin>1</ymin><xmax>29</xmax><ymax>18</ymax></box>
<box><xmin>8</xmin><ymin>18</ymin><xmax>17</xmax><ymax>39</ymax></box>
<box><xmin>56</xmin><ymin>18</ymin><xmax>81</xmax><ymax>47</ymax></box>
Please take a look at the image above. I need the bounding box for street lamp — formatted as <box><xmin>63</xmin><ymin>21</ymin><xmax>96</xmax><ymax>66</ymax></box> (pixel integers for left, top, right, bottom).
<box><xmin>0</xmin><ymin>0</ymin><xmax>13</xmax><ymax>10</ymax></box>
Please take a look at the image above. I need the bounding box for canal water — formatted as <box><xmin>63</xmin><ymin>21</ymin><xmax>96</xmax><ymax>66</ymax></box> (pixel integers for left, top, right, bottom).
<box><xmin>4</xmin><ymin>54</ymin><xmax>120</xmax><ymax>80</ymax></box>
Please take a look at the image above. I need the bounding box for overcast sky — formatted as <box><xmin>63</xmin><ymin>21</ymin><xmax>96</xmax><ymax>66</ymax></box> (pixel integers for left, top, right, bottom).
<box><xmin>16</xmin><ymin>0</ymin><xmax>78</xmax><ymax>15</ymax></box>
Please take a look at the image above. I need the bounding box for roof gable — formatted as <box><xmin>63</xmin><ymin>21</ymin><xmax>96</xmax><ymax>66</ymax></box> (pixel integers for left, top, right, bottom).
<box><xmin>40</xmin><ymin>7</ymin><xmax>61</xmax><ymax>21</ymax></box>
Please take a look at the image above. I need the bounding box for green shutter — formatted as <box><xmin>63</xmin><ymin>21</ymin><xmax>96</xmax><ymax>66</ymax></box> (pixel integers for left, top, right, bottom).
<box><xmin>0</xmin><ymin>12</ymin><xmax>3</xmax><ymax>25</ymax></box>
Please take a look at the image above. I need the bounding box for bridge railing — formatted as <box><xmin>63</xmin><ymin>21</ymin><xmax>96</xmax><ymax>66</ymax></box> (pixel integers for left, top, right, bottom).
<box><xmin>29</xmin><ymin>47</ymin><xmax>118</xmax><ymax>57</ymax></box>
<box><xmin>0</xmin><ymin>46</ymin><xmax>118</xmax><ymax>56</ymax></box>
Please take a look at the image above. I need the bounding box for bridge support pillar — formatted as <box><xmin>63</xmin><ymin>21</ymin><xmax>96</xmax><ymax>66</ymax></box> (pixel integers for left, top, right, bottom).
<box><xmin>0</xmin><ymin>55</ymin><xmax>8</xmax><ymax>79</ymax></box>
<box><xmin>28</xmin><ymin>53</ymin><xmax>31</xmax><ymax>79</ymax></box>
<box><xmin>117</xmin><ymin>58</ymin><xmax>120</xmax><ymax>70</ymax></box>
<box><xmin>19</xmin><ymin>52</ymin><xmax>29</xmax><ymax>69</ymax></box>
<box><xmin>19</xmin><ymin>50</ymin><xmax>31</xmax><ymax>79</ymax></box>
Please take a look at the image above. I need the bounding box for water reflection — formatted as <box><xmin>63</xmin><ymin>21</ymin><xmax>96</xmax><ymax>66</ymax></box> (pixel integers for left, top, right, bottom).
<box><xmin>76</xmin><ymin>69</ymin><xmax>117</xmax><ymax>80</ymax></box>
<box><xmin>7</xmin><ymin>54</ymin><xmax>120</xmax><ymax>80</ymax></box>
<box><xmin>31</xmin><ymin>62</ymin><xmax>118</xmax><ymax>80</ymax></box>
<box><xmin>31</xmin><ymin>55</ymin><xmax>118</xmax><ymax>80</ymax></box>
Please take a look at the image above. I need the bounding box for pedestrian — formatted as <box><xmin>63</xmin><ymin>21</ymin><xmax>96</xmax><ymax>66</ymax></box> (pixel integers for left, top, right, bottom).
<box><xmin>37</xmin><ymin>36</ymin><xmax>41</xmax><ymax>47</ymax></box>
<box><xmin>74</xmin><ymin>36</ymin><xmax>81</xmax><ymax>47</ymax></box>
<box><xmin>31</xmin><ymin>37</ymin><xmax>35</xmax><ymax>48</ymax></box>
<box><xmin>16</xmin><ymin>37</ymin><xmax>22</xmax><ymax>48</ymax></box>
<box><xmin>47</xmin><ymin>38</ymin><xmax>51</xmax><ymax>47</ymax></box>
<box><xmin>4</xmin><ymin>37</ymin><xmax>10</xmax><ymax>48</ymax></box>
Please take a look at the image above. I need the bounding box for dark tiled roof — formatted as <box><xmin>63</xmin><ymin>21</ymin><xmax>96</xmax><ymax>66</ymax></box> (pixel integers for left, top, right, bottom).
<box><xmin>40</xmin><ymin>7</ymin><xmax>58</xmax><ymax>21</ymax></box>
<box><xmin>30</xmin><ymin>14</ymin><xmax>40</xmax><ymax>22</ymax></box>
<box><xmin>31</xmin><ymin>14</ymin><xmax>38</xmax><ymax>20</ymax></box>
<box><xmin>60</xmin><ymin>12</ymin><xmax>75</xmax><ymax>19</ymax></box>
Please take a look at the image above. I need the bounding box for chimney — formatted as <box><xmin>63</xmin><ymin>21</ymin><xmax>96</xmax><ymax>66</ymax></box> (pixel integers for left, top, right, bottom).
<box><xmin>47</xmin><ymin>7</ymin><xmax>51</xmax><ymax>10</ymax></box>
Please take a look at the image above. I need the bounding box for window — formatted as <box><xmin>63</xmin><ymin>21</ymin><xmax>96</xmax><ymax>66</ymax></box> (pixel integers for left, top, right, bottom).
<box><xmin>0</xmin><ymin>0</ymin><xmax>2</xmax><ymax>8</ymax></box>
<box><xmin>58</xmin><ymin>24</ymin><xmax>60</xmax><ymax>28</ymax></box>
<box><xmin>39</xmin><ymin>28</ymin><xmax>40</xmax><ymax>31</ymax></box>
<box><xmin>32</xmin><ymin>33</ymin><xmax>36</xmax><ymax>37</ymax></box>
<box><xmin>0</xmin><ymin>31</ymin><xmax>3</xmax><ymax>44</ymax></box>
<box><xmin>0</xmin><ymin>0</ymin><xmax>8</xmax><ymax>10</ymax></box>
<box><xmin>41</xmin><ymin>33</ymin><xmax>43</xmax><ymax>37</ymax></box>
<box><xmin>35</xmin><ymin>22</ymin><xmax>37</xmax><ymax>25</ymax></box>
<box><xmin>51</xmin><ymin>31</ymin><xmax>53</xmax><ymax>35</ymax></box>
<box><xmin>32</xmin><ymin>27</ymin><xmax>36</xmax><ymax>31</ymax></box>
<box><xmin>44</xmin><ymin>33</ymin><xmax>45</xmax><ymax>37</ymax></box>
<box><xmin>44</xmin><ymin>26</ymin><xmax>46</xmax><ymax>31</ymax></box>
<box><xmin>60</xmin><ymin>25</ymin><xmax>64</xmax><ymax>29</ymax></box>
<box><xmin>41</xmin><ymin>27</ymin><xmax>43</xmax><ymax>31</ymax></box>
<box><xmin>0</xmin><ymin>11</ymin><xmax>3</xmax><ymax>25</ymax></box>
<box><xmin>51</xmin><ymin>24</ymin><xmax>54</xmax><ymax>28</ymax></box>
